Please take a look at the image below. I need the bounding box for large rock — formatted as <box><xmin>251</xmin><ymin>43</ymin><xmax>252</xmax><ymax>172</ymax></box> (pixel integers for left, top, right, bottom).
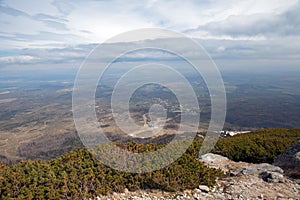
<box><xmin>198</xmin><ymin>153</ymin><xmax>236</xmax><ymax>172</ymax></box>
<box><xmin>235</xmin><ymin>163</ymin><xmax>283</xmax><ymax>176</ymax></box>
<box><xmin>198</xmin><ymin>153</ymin><xmax>229</xmax><ymax>164</ymax></box>
<box><xmin>274</xmin><ymin>140</ymin><xmax>300</xmax><ymax>179</ymax></box>
<box><xmin>199</xmin><ymin>153</ymin><xmax>286</xmax><ymax>184</ymax></box>
<box><xmin>259</xmin><ymin>171</ymin><xmax>284</xmax><ymax>183</ymax></box>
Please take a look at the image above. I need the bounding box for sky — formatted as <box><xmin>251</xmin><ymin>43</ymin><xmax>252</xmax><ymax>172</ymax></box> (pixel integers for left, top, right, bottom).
<box><xmin>0</xmin><ymin>0</ymin><xmax>300</xmax><ymax>69</ymax></box>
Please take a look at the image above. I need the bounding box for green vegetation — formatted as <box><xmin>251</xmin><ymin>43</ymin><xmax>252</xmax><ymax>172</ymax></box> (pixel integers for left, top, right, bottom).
<box><xmin>1</xmin><ymin>128</ymin><xmax>299</xmax><ymax>199</ymax></box>
<box><xmin>212</xmin><ymin>128</ymin><xmax>300</xmax><ymax>163</ymax></box>
<box><xmin>0</xmin><ymin>138</ymin><xmax>222</xmax><ymax>199</ymax></box>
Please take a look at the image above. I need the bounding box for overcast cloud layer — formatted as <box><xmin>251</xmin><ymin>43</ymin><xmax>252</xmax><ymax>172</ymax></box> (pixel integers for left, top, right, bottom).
<box><xmin>0</xmin><ymin>0</ymin><xmax>300</xmax><ymax>66</ymax></box>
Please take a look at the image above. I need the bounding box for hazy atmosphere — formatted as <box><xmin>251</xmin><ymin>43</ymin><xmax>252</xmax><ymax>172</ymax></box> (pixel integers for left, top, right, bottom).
<box><xmin>1</xmin><ymin>0</ymin><xmax>300</xmax><ymax>68</ymax></box>
<box><xmin>1</xmin><ymin>1</ymin><xmax>300</xmax><ymax>199</ymax></box>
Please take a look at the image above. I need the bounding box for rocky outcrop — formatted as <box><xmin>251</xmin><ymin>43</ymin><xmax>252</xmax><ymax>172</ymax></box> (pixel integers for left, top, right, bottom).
<box><xmin>198</xmin><ymin>153</ymin><xmax>250</xmax><ymax>173</ymax></box>
<box><xmin>93</xmin><ymin>153</ymin><xmax>300</xmax><ymax>200</ymax></box>
<box><xmin>236</xmin><ymin>163</ymin><xmax>283</xmax><ymax>175</ymax></box>
<box><xmin>198</xmin><ymin>153</ymin><xmax>287</xmax><ymax>184</ymax></box>
<box><xmin>275</xmin><ymin>140</ymin><xmax>300</xmax><ymax>180</ymax></box>
<box><xmin>233</xmin><ymin>163</ymin><xmax>285</xmax><ymax>183</ymax></box>
<box><xmin>94</xmin><ymin>174</ymin><xmax>300</xmax><ymax>199</ymax></box>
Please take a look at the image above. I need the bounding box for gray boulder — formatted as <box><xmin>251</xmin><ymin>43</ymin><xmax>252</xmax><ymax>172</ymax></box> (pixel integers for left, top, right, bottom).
<box><xmin>259</xmin><ymin>171</ymin><xmax>284</xmax><ymax>183</ymax></box>
<box><xmin>198</xmin><ymin>153</ymin><xmax>231</xmax><ymax>172</ymax></box>
<box><xmin>236</xmin><ymin>163</ymin><xmax>283</xmax><ymax>176</ymax></box>
<box><xmin>274</xmin><ymin>140</ymin><xmax>300</xmax><ymax>179</ymax></box>
<box><xmin>198</xmin><ymin>153</ymin><xmax>229</xmax><ymax>164</ymax></box>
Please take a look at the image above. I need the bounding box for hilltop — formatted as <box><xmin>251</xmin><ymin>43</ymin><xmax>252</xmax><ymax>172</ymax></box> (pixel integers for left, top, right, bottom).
<box><xmin>0</xmin><ymin>128</ymin><xmax>300</xmax><ymax>199</ymax></box>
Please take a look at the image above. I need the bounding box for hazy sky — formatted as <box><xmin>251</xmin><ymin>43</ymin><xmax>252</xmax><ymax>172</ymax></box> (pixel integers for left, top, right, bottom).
<box><xmin>0</xmin><ymin>0</ymin><xmax>300</xmax><ymax>67</ymax></box>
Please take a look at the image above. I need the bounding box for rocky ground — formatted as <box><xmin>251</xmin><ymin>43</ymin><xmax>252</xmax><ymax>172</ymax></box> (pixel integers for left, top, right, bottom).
<box><xmin>275</xmin><ymin>140</ymin><xmax>300</xmax><ymax>182</ymax></box>
<box><xmin>91</xmin><ymin>152</ymin><xmax>300</xmax><ymax>200</ymax></box>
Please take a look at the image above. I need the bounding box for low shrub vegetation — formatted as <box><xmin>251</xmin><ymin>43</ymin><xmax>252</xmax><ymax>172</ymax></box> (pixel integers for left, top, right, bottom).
<box><xmin>0</xmin><ymin>138</ymin><xmax>222</xmax><ymax>199</ymax></box>
<box><xmin>212</xmin><ymin>128</ymin><xmax>300</xmax><ymax>163</ymax></box>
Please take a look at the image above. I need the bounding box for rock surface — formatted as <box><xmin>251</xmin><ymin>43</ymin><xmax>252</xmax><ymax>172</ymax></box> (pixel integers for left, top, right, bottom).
<box><xmin>198</xmin><ymin>153</ymin><xmax>250</xmax><ymax>173</ymax></box>
<box><xmin>93</xmin><ymin>153</ymin><xmax>300</xmax><ymax>200</ymax></box>
<box><xmin>259</xmin><ymin>171</ymin><xmax>284</xmax><ymax>183</ymax></box>
<box><xmin>198</xmin><ymin>185</ymin><xmax>209</xmax><ymax>193</ymax></box>
<box><xmin>235</xmin><ymin>163</ymin><xmax>284</xmax><ymax>175</ymax></box>
<box><xmin>275</xmin><ymin>140</ymin><xmax>300</xmax><ymax>179</ymax></box>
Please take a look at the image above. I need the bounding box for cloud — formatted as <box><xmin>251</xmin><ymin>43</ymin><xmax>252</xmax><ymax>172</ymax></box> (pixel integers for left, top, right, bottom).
<box><xmin>186</xmin><ymin>1</ymin><xmax>300</xmax><ymax>38</ymax></box>
<box><xmin>51</xmin><ymin>0</ymin><xmax>74</xmax><ymax>16</ymax></box>
<box><xmin>0</xmin><ymin>43</ymin><xmax>98</xmax><ymax>67</ymax></box>
<box><xmin>1</xmin><ymin>0</ymin><xmax>300</xmax><ymax>48</ymax></box>
<box><xmin>0</xmin><ymin>0</ymin><xmax>81</xmax><ymax>48</ymax></box>
<box><xmin>0</xmin><ymin>55</ymin><xmax>37</xmax><ymax>64</ymax></box>
<box><xmin>34</xmin><ymin>13</ymin><xmax>68</xmax><ymax>31</ymax></box>
<box><xmin>2</xmin><ymin>0</ymin><xmax>59</xmax><ymax>17</ymax></box>
<box><xmin>0</xmin><ymin>0</ymin><xmax>300</xmax><ymax>68</ymax></box>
